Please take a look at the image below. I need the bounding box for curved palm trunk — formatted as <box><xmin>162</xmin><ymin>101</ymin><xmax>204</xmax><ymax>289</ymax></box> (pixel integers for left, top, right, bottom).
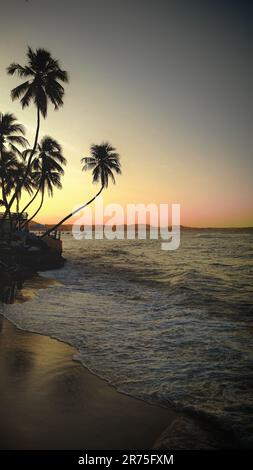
<box><xmin>0</xmin><ymin>143</ymin><xmax>4</xmax><ymax>202</ymax></box>
<box><xmin>24</xmin><ymin>189</ymin><xmax>45</xmax><ymax>227</ymax></box>
<box><xmin>0</xmin><ymin>107</ymin><xmax>40</xmax><ymax>224</ymax></box>
<box><xmin>41</xmin><ymin>186</ymin><xmax>104</xmax><ymax>239</ymax></box>
<box><xmin>20</xmin><ymin>183</ymin><xmax>41</xmax><ymax>215</ymax></box>
<box><xmin>0</xmin><ymin>144</ymin><xmax>7</xmax><ymax>207</ymax></box>
<box><xmin>16</xmin><ymin>198</ymin><xmax>19</xmax><ymax>214</ymax></box>
<box><xmin>1</xmin><ymin>175</ymin><xmax>8</xmax><ymax>210</ymax></box>
<box><xmin>16</xmin><ymin>197</ymin><xmax>20</xmax><ymax>229</ymax></box>
<box><xmin>0</xmin><ymin>145</ymin><xmax>13</xmax><ymax>227</ymax></box>
<box><xmin>0</xmin><ymin>175</ymin><xmax>12</xmax><ymax>228</ymax></box>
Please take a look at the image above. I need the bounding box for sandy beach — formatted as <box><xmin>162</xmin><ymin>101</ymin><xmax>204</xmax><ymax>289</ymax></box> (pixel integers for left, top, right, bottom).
<box><xmin>0</xmin><ymin>316</ymin><xmax>176</xmax><ymax>450</ymax></box>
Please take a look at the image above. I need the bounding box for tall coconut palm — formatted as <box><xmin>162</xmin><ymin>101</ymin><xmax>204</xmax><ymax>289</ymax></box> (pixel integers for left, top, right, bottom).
<box><xmin>22</xmin><ymin>136</ymin><xmax>66</xmax><ymax>226</ymax></box>
<box><xmin>5</xmin><ymin>47</ymin><xmax>68</xmax><ymax>215</ymax></box>
<box><xmin>41</xmin><ymin>142</ymin><xmax>121</xmax><ymax>238</ymax></box>
<box><xmin>0</xmin><ymin>113</ymin><xmax>28</xmax><ymax>212</ymax></box>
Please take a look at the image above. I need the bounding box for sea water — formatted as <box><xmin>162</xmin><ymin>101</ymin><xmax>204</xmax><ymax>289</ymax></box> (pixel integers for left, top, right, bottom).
<box><xmin>3</xmin><ymin>231</ymin><xmax>253</xmax><ymax>444</ymax></box>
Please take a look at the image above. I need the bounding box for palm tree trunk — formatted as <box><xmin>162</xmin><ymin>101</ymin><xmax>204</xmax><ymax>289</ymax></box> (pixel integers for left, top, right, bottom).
<box><xmin>0</xmin><ymin>144</ymin><xmax>7</xmax><ymax>209</ymax></box>
<box><xmin>20</xmin><ymin>183</ymin><xmax>41</xmax><ymax>215</ymax></box>
<box><xmin>16</xmin><ymin>197</ymin><xmax>20</xmax><ymax>229</ymax></box>
<box><xmin>0</xmin><ymin>107</ymin><xmax>40</xmax><ymax>223</ymax></box>
<box><xmin>0</xmin><ymin>175</ymin><xmax>13</xmax><ymax>229</ymax></box>
<box><xmin>0</xmin><ymin>146</ymin><xmax>13</xmax><ymax>226</ymax></box>
<box><xmin>24</xmin><ymin>189</ymin><xmax>45</xmax><ymax>227</ymax></box>
<box><xmin>41</xmin><ymin>186</ymin><xmax>104</xmax><ymax>238</ymax></box>
<box><xmin>1</xmin><ymin>175</ymin><xmax>7</xmax><ymax>209</ymax></box>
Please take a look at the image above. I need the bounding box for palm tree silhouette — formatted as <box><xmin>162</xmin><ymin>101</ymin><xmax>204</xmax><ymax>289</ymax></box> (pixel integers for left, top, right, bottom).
<box><xmin>5</xmin><ymin>47</ymin><xmax>68</xmax><ymax>215</ymax></box>
<box><xmin>0</xmin><ymin>152</ymin><xmax>18</xmax><ymax>209</ymax></box>
<box><xmin>20</xmin><ymin>137</ymin><xmax>66</xmax><ymax>218</ymax></box>
<box><xmin>41</xmin><ymin>142</ymin><xmax>121</xmax><ymax>238</ymax></box>
<box><xmin>0</xmin><ymin>113</ymin><xmax>28</xmax><ymax>216</ymax></box>
<box><xmin>18</xmin><ymin>149</ymin><xmax>41</xmax><ymax>215</ymax></box>
<box><xmin>0</xmin><ymin>113</ymin><xmax>28</xmax><ymax>155</ymax></box>
<box><xmin>23</xmin><ymin>137</ymin><xmax>66</xmax><ymax>226</ymax></box>
<box><xmin>7</xmin><ymin>160</ymin><xmax>34</xmax><ymax>217</ymax></box>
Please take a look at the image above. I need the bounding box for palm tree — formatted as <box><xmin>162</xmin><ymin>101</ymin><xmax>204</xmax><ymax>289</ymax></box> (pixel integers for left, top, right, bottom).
<box><xmin>6</xmin><ymin>160</ymin><xmax>35</xmax><ymax>217</ymax></box>
<box><xmin>5</xmin><ymin>47</ymin><xmax>68</xmax><ymax>215</ymax></box>
<box><xmin>41</xmin><ymin>142</ymin><xmax>121</xmax><ymax>238</ymax></box>
<box><xmin>0</xmin><ymin>152</ymin><xmax>18</xmax><ymax>209</ymax></box>
<box><xmin>18</xmin><ymin>149</ymin><xmax>41</xmax><ymax>215</ymax></box>
<box><xmin>20</xmin><ymin>138</ymin><xmax>66</xmax><ymax>217</ymax></box>
<box><xmin>0</xmin><ymin>151</ymin><xmax>20</xmax><ymax>231</ymax></box>
<box><xmin>22</xmin><ymin>136</ymin><xmax>66</xmax><ymax>226</ymax></box>
<box><xmin>0</xmin><ymin>113</ymin><xmax>28</xmax><ymax>212</ymax></box>
<box><xmin>0</xmin><ymin>112</ymin><xmax>28</xmax><ymax>155</ymax></box>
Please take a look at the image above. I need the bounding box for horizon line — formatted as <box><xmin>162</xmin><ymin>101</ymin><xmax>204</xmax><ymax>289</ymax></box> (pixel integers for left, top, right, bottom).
<box><xmin>31</xmin><ymin>222</ymin><xmax>253</xmax><ymax>230</ymax></box>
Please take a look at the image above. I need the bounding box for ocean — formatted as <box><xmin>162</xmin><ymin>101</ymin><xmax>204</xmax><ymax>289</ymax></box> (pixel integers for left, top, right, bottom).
<box><xmin>2</xmin><ymin>231</ymin><xmax>253</xmax><ymax>445</ymax></box>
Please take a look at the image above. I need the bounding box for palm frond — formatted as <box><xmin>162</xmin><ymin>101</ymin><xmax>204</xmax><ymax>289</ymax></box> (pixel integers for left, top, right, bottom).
<box><xmin>7</xmin><ymin>135</ymin><xmax>29</xmax><ymax>147</ymax></box>
<box><xmin>82</xmin><ymin>142</ymin><xmax>121</xmax><ymax>188</ymax></box>
<box><xmin>7</xmin><ymin>63</ymin><xmax>31</xmax><ymax>78</ymax></box>
<box><xmin>11</xmin><ymin>81</ymin><xmax>30</xmax><ymax>101</ymax></box>
<box><xmin>8</xmin><ymin>47</ymin><xmax>68</xmax><ymax>117</ymax></box>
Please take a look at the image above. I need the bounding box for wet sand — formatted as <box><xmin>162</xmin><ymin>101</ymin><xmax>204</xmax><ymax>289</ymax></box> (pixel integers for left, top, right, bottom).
<box><xmin>0</xmin><ymin>316</ymin><xmax>176</xmax><ymax>449</ymax></box>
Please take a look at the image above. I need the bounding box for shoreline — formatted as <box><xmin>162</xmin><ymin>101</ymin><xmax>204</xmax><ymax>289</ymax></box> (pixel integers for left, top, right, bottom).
<box><xmin>0</xmin><ymin>315</ymin><xmax>239</xmax><ymax>450</ymax></box>
<box><xmin>0</xmin><ymin>274</ymin><xmax>240</xmax><ymax>450</ymax></box>
<box><xmin>0</xmin><ymin>314</ymin><xmax>177</xmax><ymax>449</ymax></box>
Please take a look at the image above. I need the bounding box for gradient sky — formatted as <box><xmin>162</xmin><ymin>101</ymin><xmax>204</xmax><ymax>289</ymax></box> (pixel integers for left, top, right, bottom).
<box><xmin>0</xmin><ymin>0</ymin><xmax>252</xmax><ymax>226</ymax></box>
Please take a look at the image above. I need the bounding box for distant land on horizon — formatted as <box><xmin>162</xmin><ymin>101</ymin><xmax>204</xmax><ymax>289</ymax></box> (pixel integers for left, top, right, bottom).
<box><xmin>30</xmin><ymin>221</ymin><xmax>253</xmax><ymax>232</ymax></box>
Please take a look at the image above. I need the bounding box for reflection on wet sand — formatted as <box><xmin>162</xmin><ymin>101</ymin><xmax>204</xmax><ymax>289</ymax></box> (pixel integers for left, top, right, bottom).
<box><xmin>0</xmin><ymin>316</ymin><xmax>175</xmax><ymax>449</ymax></box>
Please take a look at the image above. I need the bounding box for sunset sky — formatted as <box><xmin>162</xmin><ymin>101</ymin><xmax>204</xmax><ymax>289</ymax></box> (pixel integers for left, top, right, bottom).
<box><xmin>0</xmin><ymin>0</ymin><xmax>252</xmax><ymax>227</ymax></box>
